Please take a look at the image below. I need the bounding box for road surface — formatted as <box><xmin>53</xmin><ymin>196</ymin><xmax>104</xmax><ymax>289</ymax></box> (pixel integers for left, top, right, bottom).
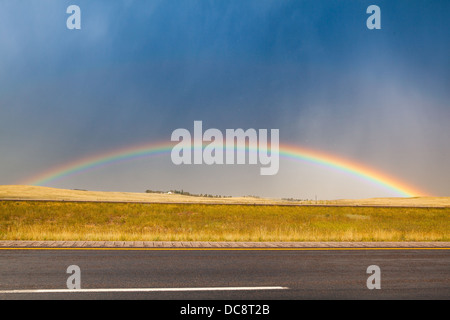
<box><xmin>0</xmin><ymin>248</ymin><xmax>448</xmax><ymax>299</ymax></box>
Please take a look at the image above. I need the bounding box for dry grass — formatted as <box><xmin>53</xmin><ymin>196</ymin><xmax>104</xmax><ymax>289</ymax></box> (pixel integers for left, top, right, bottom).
<box><xmin>327</xmin><ymin>197</ymin><xmax>450</xmax><ymax>207</ymax></box>
<box><xmin>0</xmin><ymin>185</ymin><xmax>285</xmax><ymax>205</ymax></box>
<box><xmin>1</xmin><ymin>185</ymin><xmax>449</xmax><ymax>207</ymax></box>
<box><xmin>0</xmin><ymin>201</ymin><xmax>448</xmax><ymax>242</ymax></box>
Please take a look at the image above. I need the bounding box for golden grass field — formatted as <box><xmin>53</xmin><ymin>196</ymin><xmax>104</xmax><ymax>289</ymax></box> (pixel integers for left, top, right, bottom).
<box><xmin>1</xmin><ymin>185</ymin><xmax>450</xmax><ymax>207</ymax></box>
<box><xmin>0</xmin><ymin>186</ymin><xmax>449</xmax><ymax>242</ymax></box>
<box><xmin>0</xmin><ymin>202</ymin><xmax>449</xmax><ymax>242</ymax></box>
<box><xmin>0</xmin><ymin>185</ymin><xmax>286</xmax><ymax>205</ymax></box>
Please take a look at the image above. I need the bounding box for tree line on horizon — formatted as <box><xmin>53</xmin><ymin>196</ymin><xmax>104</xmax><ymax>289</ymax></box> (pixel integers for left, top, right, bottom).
<box><xmin>145</xmin><ymin>189</ymin><xmax>232</xmax><ymax>199</ymax></box>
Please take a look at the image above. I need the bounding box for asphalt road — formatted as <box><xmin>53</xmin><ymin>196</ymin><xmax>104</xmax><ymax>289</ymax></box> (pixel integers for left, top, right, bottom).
<box><xmin>0</xmin><ymin>249</ymin><xmax>448</xmax><ymax>299</ymax></box>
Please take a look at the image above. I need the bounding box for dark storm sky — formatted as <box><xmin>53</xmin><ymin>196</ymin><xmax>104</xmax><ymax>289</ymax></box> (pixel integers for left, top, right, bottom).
<box><xmin>0</xmin><ymin>0</ymin><xmax>449</xmax><ymax>198</ymax></box>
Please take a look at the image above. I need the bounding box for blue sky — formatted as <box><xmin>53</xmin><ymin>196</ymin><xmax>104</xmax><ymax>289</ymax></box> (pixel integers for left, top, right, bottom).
<box><xmin>0</xmin><ymin>1</ymin><xmax>449</xmax><ymax>199</ymax></box>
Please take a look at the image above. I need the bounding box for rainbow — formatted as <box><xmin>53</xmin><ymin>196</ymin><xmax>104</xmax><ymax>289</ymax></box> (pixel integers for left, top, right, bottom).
<box><xmin>19</xmin><ymin>141</ymin><xmax>428</xmax><ymax>197</ymax></box>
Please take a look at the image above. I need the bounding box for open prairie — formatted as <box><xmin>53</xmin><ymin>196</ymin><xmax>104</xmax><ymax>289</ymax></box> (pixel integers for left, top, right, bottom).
<box><xmin>1</xmin><ymin>185</ymin><xmax>449</xmax><ymax>207</ymax></box>
<box><xmin>1</xmin><ymin>186</ymin><xmax>448</xmax><ymax>242</ymax></box>
<box><xmin>0</xmin><ymin>185</ymin><xmax>285</xmax><ymax>205</ymax></box>
<box><xmin>0</xmin><ymin>201</ymin><xmax>448</xmax><ymax>242</ymax></box>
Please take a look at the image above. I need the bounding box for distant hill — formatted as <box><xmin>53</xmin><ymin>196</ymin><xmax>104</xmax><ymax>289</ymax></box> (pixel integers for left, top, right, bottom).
<box><xmin>0</xmin><ymin>185</ymin><xmax>281</xmax><ymax>205</ymax></box>
<box><xmin>0</xmin><ymin>185</ymin><xmax>449</xmax><ymax>207</ymax></box>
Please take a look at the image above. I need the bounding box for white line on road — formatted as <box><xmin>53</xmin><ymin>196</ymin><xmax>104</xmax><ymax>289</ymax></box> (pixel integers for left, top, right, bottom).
<box><xmin>0</xmin><ymin>286</ymin><xmax>289</xmax><ymax>294</ymax></box>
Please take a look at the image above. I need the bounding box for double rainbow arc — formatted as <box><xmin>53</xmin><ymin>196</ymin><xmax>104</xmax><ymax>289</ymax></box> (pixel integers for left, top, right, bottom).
<box><xmin>19</xmin><ymin>141</ymin><xmax>428</xmax><ymax>197</ymax></box>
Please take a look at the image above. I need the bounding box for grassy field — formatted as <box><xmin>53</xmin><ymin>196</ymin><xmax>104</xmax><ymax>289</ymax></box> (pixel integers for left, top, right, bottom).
<box><xmin>0</xmin><ymin>185</ymin><xmax>287</xmax><ymax>205</ymax></box>
<box><xmin>1</xmin><ymin>185</ymin><xmax>450</xmax><ymax>207</ymax></box>
<box><xmin>0</xmin><ymin>201</ymin><xmax>448</xmax><ymax>241</ymax></box>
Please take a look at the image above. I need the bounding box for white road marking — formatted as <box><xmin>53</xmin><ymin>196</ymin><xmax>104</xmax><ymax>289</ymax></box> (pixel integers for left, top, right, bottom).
<box><xmin>0</xmin><ymin>286</ymin><xmax>288</xmax><ymax>294</ymax></box>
